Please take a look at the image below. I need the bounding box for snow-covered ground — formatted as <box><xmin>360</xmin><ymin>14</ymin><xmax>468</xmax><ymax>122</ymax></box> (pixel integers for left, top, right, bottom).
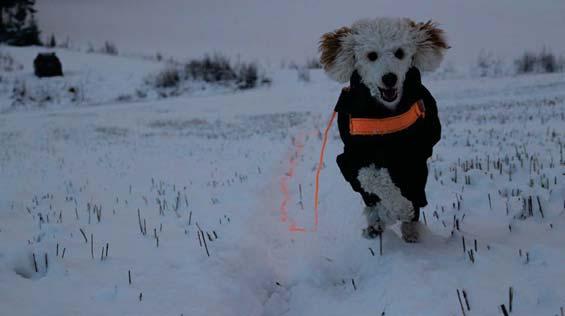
<box><xmin>0</xmin><ymin>48</ymin><xmax>564</xmax><ymax>316</ymax></box>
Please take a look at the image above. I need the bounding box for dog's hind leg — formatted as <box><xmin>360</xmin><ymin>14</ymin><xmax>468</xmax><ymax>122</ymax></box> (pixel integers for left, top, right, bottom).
<box><xmin>400</xmin><ymin>207</ymin><xmax>421</xmax><ymax>243</ymax></box>
<box><xmin>401</xmin><ymin>221</ymin><xmax>420</xmax><ymax>243</ymax></box>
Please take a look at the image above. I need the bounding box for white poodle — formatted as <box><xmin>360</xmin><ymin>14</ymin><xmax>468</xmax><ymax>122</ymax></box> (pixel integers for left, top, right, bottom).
<box><xmin>319</xmin><ymin>18</ymin><xmax>447</xmax><ymax>242</ymax></box>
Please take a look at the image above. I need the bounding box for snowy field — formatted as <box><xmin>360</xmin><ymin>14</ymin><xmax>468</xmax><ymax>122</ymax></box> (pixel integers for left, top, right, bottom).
<box><xmin>1</xmin><ymin>47</ymin><xmax>564</xmax><ymax>315</ymax></box>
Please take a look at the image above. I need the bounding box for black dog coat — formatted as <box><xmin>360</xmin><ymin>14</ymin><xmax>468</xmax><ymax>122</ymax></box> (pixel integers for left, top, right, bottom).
<box><xmin>334</xmin><ymin>67</ymin><xmax>441</xmax><ymax>219</ymax></box>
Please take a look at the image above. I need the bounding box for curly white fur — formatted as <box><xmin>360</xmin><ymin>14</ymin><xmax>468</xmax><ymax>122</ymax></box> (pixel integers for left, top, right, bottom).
<box><xmin>358</xmin><ymin>165</ymin><xmax>414</xmax><ymax>223</ymax></box>
<box><xmin>351</xmin><ymin>18</ymin><xmax>418</xmax><ymax>109</ymax></box>
<box><xmin>319</xmin><ymin>17</ymin><xmax>448</xmax><ymax>109</ymax></box>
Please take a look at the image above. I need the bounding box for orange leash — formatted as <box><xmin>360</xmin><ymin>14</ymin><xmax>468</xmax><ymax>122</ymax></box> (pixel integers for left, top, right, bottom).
<box><xmin>313</xmin><ymin>111</ymin><xmax>337</xmax><ymax>231</ymax></box>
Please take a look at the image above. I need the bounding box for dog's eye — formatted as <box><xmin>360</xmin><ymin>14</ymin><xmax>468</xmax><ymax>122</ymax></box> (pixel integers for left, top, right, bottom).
<box><xmin>367</xmin><ymin>51</ymin><xmax>378</xmax><ymax>62</ymax></box>
<box><xmin>394</xmin><ymin>48</ymin><xmax>405</xmax><ymax>60</ymax></box>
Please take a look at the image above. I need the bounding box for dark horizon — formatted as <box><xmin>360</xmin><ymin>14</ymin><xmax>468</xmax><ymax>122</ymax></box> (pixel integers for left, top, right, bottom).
<box><xmin>37</xmin><ymin>0</ymin><xmax>565</xmax><ymax>65</ymax></box>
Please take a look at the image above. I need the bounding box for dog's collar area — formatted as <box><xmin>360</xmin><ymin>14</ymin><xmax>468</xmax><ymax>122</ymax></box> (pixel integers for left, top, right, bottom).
<box><xmin>349</xmin><ymin>100</ymin><xmax>425</xmax><ymax>135</ymax></box>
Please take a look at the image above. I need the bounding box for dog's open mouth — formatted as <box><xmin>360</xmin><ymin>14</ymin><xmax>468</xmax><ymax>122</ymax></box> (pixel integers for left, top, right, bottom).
<box><xmin>378</xmin><ymin>87</ymin><xmax>398</xmax><ymax>102</ymax></box>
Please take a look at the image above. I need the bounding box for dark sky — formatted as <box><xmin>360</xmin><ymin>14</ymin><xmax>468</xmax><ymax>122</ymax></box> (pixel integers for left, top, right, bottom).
<box><xmin>36</xmin><ymin>0</ymin><xmax>565</xmax><ymax>64</ymax></box>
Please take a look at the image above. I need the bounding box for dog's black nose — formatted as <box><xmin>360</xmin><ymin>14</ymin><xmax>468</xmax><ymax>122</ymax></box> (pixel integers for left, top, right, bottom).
<box><xmin>382</xmin><ymin>73</ymin><xmax>397</xmax><ymax>88</ymax></box>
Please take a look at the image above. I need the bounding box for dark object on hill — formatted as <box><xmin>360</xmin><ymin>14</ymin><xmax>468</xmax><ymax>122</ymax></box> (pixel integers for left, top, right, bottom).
<box><xmin>34</xmin><ymin>53</ymin><xmax>63</xmax><ymax>77</ymax></box>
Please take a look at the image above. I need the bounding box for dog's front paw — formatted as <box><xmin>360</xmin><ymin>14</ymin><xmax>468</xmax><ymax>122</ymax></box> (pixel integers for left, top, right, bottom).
<box><xmin>363</xmin><ymin>205</ymin><xmax>386</xmax><ymax>239</ymax></box>
<box><xmin>362</xmin><ymin>225</ymin><xmax>383</xmax><ymax>239</ymax></box>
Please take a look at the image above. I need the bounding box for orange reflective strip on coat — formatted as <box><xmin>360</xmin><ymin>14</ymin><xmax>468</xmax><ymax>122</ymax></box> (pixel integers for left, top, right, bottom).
<box><xmin>349</xmin><ymin>100</ymin><xmax>425</xmax><ymax>135</ymax></box>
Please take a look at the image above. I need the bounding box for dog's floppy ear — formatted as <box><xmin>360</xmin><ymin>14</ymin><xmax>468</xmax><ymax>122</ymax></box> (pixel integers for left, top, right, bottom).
<box><xmin>319</xmin><ymin>27</ymin><xmax>355</xmax><ymax>83</ymax></box>
<box><xmin>411</xmin><ymin>20</ymin><xmax>449</xmax><ymax>72</ymax></box>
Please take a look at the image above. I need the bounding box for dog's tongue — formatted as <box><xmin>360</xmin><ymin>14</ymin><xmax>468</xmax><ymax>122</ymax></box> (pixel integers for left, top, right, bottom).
<box><xmin>383</xmin><ymin>89</ymin><xmax>395</xmax><ymax>98</ymax></box>
<box><xmin>381</xmin><ymin>88</ymin><xmax>397</xmax><ymax>101</ymax></box>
